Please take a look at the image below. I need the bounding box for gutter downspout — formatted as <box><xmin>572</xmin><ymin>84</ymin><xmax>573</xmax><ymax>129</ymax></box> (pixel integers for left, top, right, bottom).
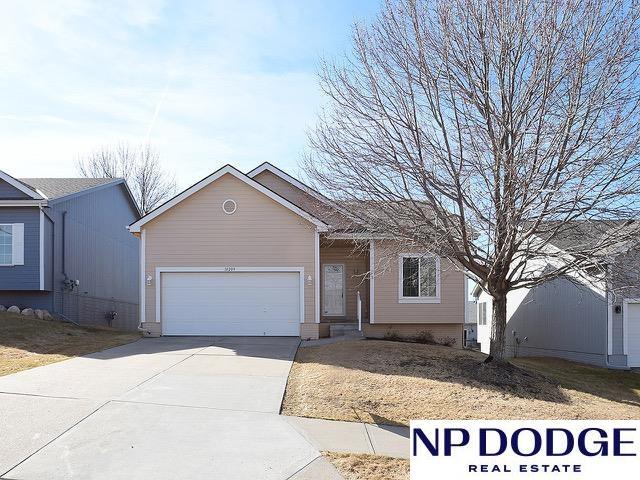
<box><xmin>61</xmin><ymin>211</ymin><xmax>67</xmax><ymax>317</ymax></box>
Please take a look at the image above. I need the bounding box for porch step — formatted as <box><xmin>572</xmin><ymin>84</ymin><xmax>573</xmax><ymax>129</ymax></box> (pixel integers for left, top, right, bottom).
<box><xmin>329</xmin><ymin>323</ymin><xmax>364</xmax><ymax>338</ymax></box>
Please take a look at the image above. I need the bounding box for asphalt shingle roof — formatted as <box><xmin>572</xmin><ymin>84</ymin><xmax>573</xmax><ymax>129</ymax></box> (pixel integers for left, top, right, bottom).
<box><xmin>18</xmin><ymin>177</ymin><xmax>121</xmax><ymax>200</ymax></box>
<box><xmin>532</xmin><ymin>219</ymin><xmax>635</xmax><ymax>252</ymax></box>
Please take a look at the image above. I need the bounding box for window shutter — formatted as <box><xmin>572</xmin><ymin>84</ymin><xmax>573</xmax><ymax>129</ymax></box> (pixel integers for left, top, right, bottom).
<box><xmin>12</xmin><ymin>223</ymin><xmax>24</xmax><ymax>265</ymax></box>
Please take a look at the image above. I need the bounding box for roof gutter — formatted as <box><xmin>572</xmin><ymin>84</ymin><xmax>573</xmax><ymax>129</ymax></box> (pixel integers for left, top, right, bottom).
<box><xmin>0</xmin><ymin>200</ymin><xmax>48</xmax><ymax>207</ymax></box>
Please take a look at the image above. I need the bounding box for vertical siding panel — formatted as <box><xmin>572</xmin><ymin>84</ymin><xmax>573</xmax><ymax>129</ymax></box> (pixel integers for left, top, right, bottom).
<box><xmin>478</xmin><ymin>277</ymin><xmax>609</xmax><ymax>366</ymax></box>
<box><xmin>49</xmin><ymin>183</ymin><xmax>140</xmax><ymax>329</ymax></box>
<box><xmin>0</xmin><ymin>207</ymin><xmax>40</xmax><ymax>290</ymax></box>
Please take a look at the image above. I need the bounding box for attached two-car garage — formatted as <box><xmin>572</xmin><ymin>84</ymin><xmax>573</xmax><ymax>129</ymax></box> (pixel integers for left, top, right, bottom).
<box><xmin>160</xmin><ymin>270</ymin><xmax>302</xmax><ymax>336</ymax></box>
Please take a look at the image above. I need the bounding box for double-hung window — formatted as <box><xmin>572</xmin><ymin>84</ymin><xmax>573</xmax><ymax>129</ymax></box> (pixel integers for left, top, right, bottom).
<box><xmin>478</xmin><ymin>302</ymin><xmax>487</xmax><ymax>325</ymax></box>
<box><xmin>0</xmin><ymin>224</ymin><xmax>13</xmax><ymax>266</ymax></box>
<box><xmin>399</xmin><ymin>254</ymin><xmax>440</xmax><ymax>303</ymax></box>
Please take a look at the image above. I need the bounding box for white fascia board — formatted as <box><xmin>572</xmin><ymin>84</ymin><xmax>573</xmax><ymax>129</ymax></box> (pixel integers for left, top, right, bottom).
<box><xmin>0</xmin><ymin>200</ymin><xmax>48</xmax><ymax>207</ymax></box>
<box><xmin>129</xmin><ymin>165</ymin><xmax>328</xmax><ymax>232</ymax></box>
<box><xmin>0</xmin><ymin>170</ymin><xmax>44</xmax><ymax>199</ymax></box>
<box><xmin>471</xmin><ymin>282</ymin><xmax>484</xmax><ymax>298</ymax></box>
<box><xmin>325</xmin><ymin>232</ymin><xmax>392</xmax><ymax>240</ymax></box>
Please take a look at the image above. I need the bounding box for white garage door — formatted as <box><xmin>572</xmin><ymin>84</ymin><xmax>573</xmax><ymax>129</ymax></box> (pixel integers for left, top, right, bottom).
<box><xmin>627</xmin><ymin>303</ymin><xmax>640</xmax><ymax>367</ymax></box>
<box><xmin>161</xmin><ymin>271</ymin><xmax>301</xmax><ymax>336</ymax></box>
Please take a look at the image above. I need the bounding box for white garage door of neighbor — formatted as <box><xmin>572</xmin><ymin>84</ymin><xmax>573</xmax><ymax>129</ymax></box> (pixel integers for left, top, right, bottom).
<box><xmin>627</xmin><ymin>303</ymin><xmax>640</xmax><ymax>367</ymax></box>
<box><xmin>161</xmin><ymin>272</ymin><xmax>301</xmax><ymax>336</ymax></box>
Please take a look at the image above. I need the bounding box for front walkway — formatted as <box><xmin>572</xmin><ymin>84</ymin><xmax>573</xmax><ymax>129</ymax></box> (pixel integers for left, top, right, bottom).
<box><xmin>285</xmin><ymin>416</ymin><xmax>408</xmax><ymax>459</ymax></box>
<box><xmin>0</xmin><ymin>337</ymin><xmax>341</xmax><ymax>480</ymax></box>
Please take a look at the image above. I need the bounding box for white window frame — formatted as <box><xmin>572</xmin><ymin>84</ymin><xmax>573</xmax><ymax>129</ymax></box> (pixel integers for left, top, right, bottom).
<box><xmin>0</xmin><ymin>224</ymin><xmax>13</xmax><ymax>266</ymax></box>
<box><xmin>398</xmin><ymin>253</ymin><xmax>441</xmax><ymax>304</ymax></box>
<box><xmin>478</xmin><ymin>302</ymin><xmax>487</xmax><ymax>326</ymax></box>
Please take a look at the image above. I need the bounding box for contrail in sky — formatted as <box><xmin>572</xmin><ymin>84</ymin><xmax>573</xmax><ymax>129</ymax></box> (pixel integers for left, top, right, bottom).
<box><xmin>144</xmin><ymin>81</ymin><xmax>170</xmax><ymax>144</ymax></box>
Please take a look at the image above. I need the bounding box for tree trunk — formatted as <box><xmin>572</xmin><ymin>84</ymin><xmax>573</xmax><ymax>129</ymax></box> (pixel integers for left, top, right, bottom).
<box><xmin>489</xmin><ymin>293</ymin><xmax>508</xmax><ymax>361</ymax></box>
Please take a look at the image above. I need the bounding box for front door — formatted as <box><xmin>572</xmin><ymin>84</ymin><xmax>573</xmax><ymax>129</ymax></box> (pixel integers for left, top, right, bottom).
<box><xmin>323</xmin><ymin>264</ymin><xmax>345</xmax><ymax>316</ymax></box>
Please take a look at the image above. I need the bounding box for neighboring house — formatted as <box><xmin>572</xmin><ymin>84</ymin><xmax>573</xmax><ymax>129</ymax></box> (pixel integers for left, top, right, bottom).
<box><xmin>464</xmin><ymin>299</ymin><xmax>477</xmax><ymax>347</ymax></box>
<box><xmin>0</xmin><ymin>170</ymin><xmax>140</xmax><ymax>330</ymax></box>
<box><xmin>474</xmin><ymin>224</ymin><xmax>640</xmax><ymax>368</ymax></box>
<box><xmin>128</xmin><ymin>163</ymin><xmax>466</xmax><ymax>342</ymax></box>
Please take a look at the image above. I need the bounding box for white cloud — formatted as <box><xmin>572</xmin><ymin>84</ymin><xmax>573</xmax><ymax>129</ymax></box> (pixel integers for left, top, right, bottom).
<box><xmin>0</xmin><ymin>0</ymin><xmax>364</xmax><ymax>187</ymax></box>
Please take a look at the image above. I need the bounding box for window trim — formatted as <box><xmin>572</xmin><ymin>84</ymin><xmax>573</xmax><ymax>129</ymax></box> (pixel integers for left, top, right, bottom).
<box><xmin>478</xmin><ymin>302</ymin><xmax>487</xmax><ymax>325</ymax></box>
<box><xmin>397</xmin><ymin>253</ymin><xmax>441</xmax><ymax>304</ymax></box>
<box><xmin>0</xmin><ymin>224</ymin><xmax>13</xmax><ymax>267</ymax></box>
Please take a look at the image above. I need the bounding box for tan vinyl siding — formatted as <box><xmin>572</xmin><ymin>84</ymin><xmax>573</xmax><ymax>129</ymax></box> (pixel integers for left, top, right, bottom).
<box><xmin>363</xmin><ymin>323</ymin><xmax>463</xmax><ymax>347</ymax></box>
<box><xmin>373</xmin><ymin>241</ymin><xmax>465</xmax><ymax>324</ymax></box>
<box><xmin>252</xmin><ymin>170</ymin><xmax>349</xmax><ymax>226</ymax></box>
<box><xmin>253</xmin><ymin>170</ymin><xmax>316</xmax><ymax>212</ymax></box>
<box><xmin>320</xmin><ymin>244</ymin><xmax>369</xmax><ymax>322</ymax></box>
<box><xmin>143</xmin><ymin>173</ymin><xmax>316</xmax><ymax>330</ymax></box>
<box><xmin>300</xmin><ymin>323</ymin><xmax>329</xmax><ymax>339</ymax></box>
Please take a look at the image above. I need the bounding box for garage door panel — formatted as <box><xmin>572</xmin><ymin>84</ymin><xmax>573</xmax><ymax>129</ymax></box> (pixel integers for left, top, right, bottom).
<box><xmin>161</xmin><ymin>272</ymin><xmax>300</xmax><ymax>336</ymax></box>
<box><xmin>162</xmin><ymin>273</ymin><xmax>298</xmax><ymax>289</ymax></box>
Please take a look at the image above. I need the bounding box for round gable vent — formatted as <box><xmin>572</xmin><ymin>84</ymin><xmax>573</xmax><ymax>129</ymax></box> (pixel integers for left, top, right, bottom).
<box><xmin>222</xmin><ymin>199</ymin><xmax>237</xmax><ymax>215</ymax></box>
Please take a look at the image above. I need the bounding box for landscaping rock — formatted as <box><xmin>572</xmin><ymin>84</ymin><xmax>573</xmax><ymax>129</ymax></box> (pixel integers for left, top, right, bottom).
<box><xmin>7</xmin><ymin>305</ymin><xmax>20</xmax><ymax>313</ymax></box>
<box><xmin>34</xmin><ymin>309</ymin><xmax>45</xmax><ymax>320</ymax></box>
<box><xmin>21</xmin><ymin>308</ymin><xmax>35</xmax><ymax>316</ymax></box>
<box><xmin>42</xmin><ymin>310</ymin><xmax>54</xmax><ymax>321</ymax></box>
<box><xmin>0</xmin><ymin>305</ymin><xmax>6</xmax><ymax>311</ymax></box>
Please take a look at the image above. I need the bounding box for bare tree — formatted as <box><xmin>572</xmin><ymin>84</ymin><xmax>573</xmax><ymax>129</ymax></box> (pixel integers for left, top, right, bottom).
<box><xmin>78</xmin><ymin>143</ymin><xmax>176</xmax><ymax>214</ymax></box>
<box><xmin>305</xmin><ymin>0</ymin><xmax>640</xmax><ymax>361</ymax></box>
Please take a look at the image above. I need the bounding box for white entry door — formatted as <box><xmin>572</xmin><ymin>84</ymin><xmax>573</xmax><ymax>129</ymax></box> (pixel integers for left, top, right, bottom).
<box><xmin>627</xmin><ymin>302</ymin><xmax>640</xmax><ymax>367</ymax></box>
<box><xmin>323</xmin><ymin>264</ymin><xmax>345</xmax><ymax>316</ymax></box>
<box><xmin>161</xmin><ymin>271</ymin><xmax>301</xmax><ymax>336</ymax></box>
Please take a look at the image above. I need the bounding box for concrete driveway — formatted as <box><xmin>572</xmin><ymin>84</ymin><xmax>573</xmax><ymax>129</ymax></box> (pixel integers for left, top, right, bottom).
<box><xmin>0</xmin><ymin>337</ymin><xmax>340</xmax><ymax>479</ymax></box>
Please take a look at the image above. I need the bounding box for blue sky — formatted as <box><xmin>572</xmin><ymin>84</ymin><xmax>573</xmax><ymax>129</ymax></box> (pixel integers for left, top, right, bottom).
<box><xmin>0</xmin><ymin>0</ymin><xmax>379</xmax><ymax>189</ymax></box>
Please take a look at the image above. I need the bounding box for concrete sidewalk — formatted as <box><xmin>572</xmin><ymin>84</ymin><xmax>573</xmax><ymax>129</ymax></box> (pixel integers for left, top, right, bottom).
<box><xmin>284</xmin><ymin>416</ymin><xmax>409</xmax><ymax>459</ymax></box>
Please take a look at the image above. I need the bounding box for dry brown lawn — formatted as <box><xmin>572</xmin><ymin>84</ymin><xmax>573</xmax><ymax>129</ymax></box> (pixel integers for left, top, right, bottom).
<box><xmin>323</xmin><ymin>452</ymin><xmax>408</xmax><ymax>480</ymax></box>
<box><xmin>0</xmin><ymin>312</ymin><xmax>141</xmax><ymax>376</ymax></box>
<box><xmin>282</xmin><ymin>340</ymin><xmax>640</xmax><ymax>425</ymax></box>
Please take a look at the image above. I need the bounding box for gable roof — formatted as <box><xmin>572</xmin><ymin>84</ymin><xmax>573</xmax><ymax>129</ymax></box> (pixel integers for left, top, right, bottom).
<box><xmin>127</xmin><ymin>164</ymin><xmax>329</xmax><ymax>233</ymax></box>
<box><xmin>0</xmin><ymin>170</ymin><xmax>46</xmax><ymax>200</ymax></box>
<box><xmin>19</xmin><ymin>177</ymin><xmax>121</xmax><ymax>201</ymax></box>
<box><xmin>533</xmin><ymin>220</ymin><xmax>636</xmax><ymax>253</ymax></box>
<box><xmin>248</xmin><ymin>162</ymin><xmax>330</xmax><ymax>203</ymax></box>
<box><xmin>248</xmin><ymin>162</ymin><xmax>361</xmax><ymax>230</ymax></box>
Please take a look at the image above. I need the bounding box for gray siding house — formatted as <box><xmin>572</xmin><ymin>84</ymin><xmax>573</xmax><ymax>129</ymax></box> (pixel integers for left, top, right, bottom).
<box><xmin>0</xmin><ymin>170</ymin><xmax>140</xmax><ymax>330</ymax></box>
<box><xmin>474</xmin><ymin>229</ymin><xmax>640</xmax><ymax>368</ymax></box>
